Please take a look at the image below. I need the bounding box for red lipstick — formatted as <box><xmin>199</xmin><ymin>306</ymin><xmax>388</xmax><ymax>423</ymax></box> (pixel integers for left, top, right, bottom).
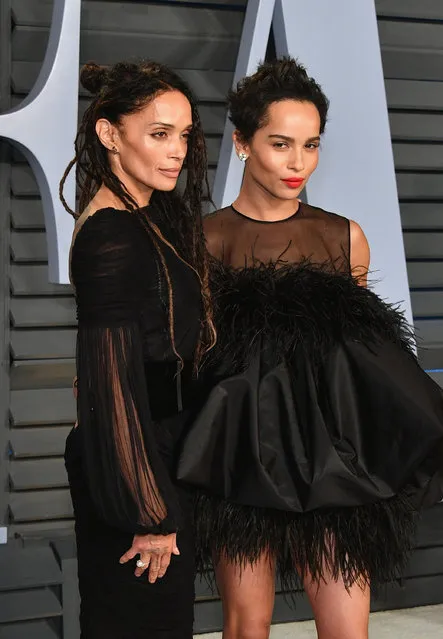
<box><xmin>282</xmin><ymin>177</ymin><xmax>304</xmax><ymax>189</ymax></box>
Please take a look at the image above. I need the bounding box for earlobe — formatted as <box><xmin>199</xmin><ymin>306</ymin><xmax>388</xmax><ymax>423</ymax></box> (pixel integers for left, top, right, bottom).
<box><xmin>96</xmin><ymin>118</ymin><xmax>117</xmax><ymax>153</ymax></box>
<box><xmin>233</xmin><ymin>130</ymin><xmax>249</xmax><ymax>162</ymax></box>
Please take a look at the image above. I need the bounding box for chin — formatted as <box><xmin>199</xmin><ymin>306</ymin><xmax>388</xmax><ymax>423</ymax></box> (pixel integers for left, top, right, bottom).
<box><xmin>152</xmin><ymin>179</ymin><xmax>178</xmax><ymax>192</ymax></box>
<box><xmin>278</xmin><ymin>190</ymin><xmax>302</xmax><ymax>201</ymax></box>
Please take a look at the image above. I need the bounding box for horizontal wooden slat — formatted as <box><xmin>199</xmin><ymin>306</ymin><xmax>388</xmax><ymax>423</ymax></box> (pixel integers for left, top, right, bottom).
<box><xmin>11</xmin><ymin>165</ymin><xmax>40</xmax><ymax>197</ymax></box>
<box><xmin>11</xmin><ymin>334</ymin><xmax>75</xmax><ymax>366</ymax></box>
<box><xmin>10</xmin><ymin>298</ymin><xmax>76</xmax><ymax>328</ymax></box>
<box><xmin>8</xmin><ymin>519</ymin><xmax>74</xmax><ymax>538</ymax></box>
<box><xmin>411</xmin><ymin>290</ymin><xmax>443</xmax><ymax>317</ymax></box>
<box><xmin>0</xmin><ymin>619</ymin><xmax>60</xmax><ymax>639</ymax></box>
<box><xmin>381</xmin><ymin>49</ymin><xmax>443</xmax><ymax>82</ymax></box>
<box><xmin>389</xmin><ymin>113</ymin><xmax>443</xmax><ymax>142</ymax></box>
<box><xmin>396</xmin><ymin>173</ymin><xmax>443</xmax><ymax>200</ymax></box>
<box><xmin>376</xmin><ymin>0</ymin><xmax>443</xmax><ymax>20</ymax></box>
<box><xmin>10</xmin><ymin>388</ymin><xmax>76</xmax><ymax>426</ymax></box>
<box><xmin>403</xmin><ymin>232</ymin><xmax>443</xmax><ymax>259</ymax></box>
<box><xmin>12</xmin><ymin>27</ymin><xmax>239</xmax><ymax>71</ymax></box>
<box><xmin>385</xmin><ymin>79</ymin><xmax>443</xmax><ymax>110</ymax></box>
<box><xmin>0</xmin><ymin>545</ymin><xmax>61</xmax><ymax>592</ymax></box>
<box><xmin>11</xmin><ymin>265</ymin><xmax>72</xmax><ymax>295</ymax></box>
<box><xmin>11</xmin><ymin>329</ymin><xmax>77</xmax><ymax>360</ymax></box>
<box><xmin>379</xmin><ymin>21</ymin><xmax>443</xmax><ymax>51</ymax></box>
<box><xmin>206</xmin><ymin>137</ymin><xmax>221</xmax><ymax>166</ymax></box>
<box><xmin>407</xmin><ymin>262</ymin><xmax>443</xmax><ymax>289</ymax></box>
<box><xmin>9</xmin><ymin>489</ymin><xmax>73</xmax><ymax>522</ymax></box>
<box><xmin>10</xmin><ymin>458</ymin><xmax>68</xmax><ymax>490</ymax></box>
<box><xmin>0</xmin><ymin>589</ymin><xmax>62</xmax><ymax>624</ymax></box>
<box><xmin>11</xmin><ymin>198</ymin><xmax>45</xmax><ymax>229</ymax></box>
<box><xmin>428</xmin><ymin>371</ymin><xmax>443</xmax><ymax>387</ymax></box>
<box><xmin>11</xmin><ymin>61</ymin><xmax>233</xmax><ymax>102</ymax></box>
<box><xmin>418</xmin><ymin>346</ymin><xmax>443</xmax><ymax>371</ymax></box>
<box><xmin>12</xmin><ymin>0</ymin><xmax>243</xmax><ymax>36</ymax></box>
<box><xmin>416</xmin><ymin>504</ymin><xmax>443</xmax><ymax>548</ymax></box>
<box><xmin>10</xmin><ymin>231</ymin><xmax>47</xmax><ymax>262</ymax></box>
<box><xmin>10</xmin><ymin>360</ymin><xmax>76</xmax><ymax>390</ymax></box>
<box><xmin>393</xmin><ymin>143</ymin><xmax>443</xmax><ymax>171</ymax></box>
<box><xmin>11</xmin><ymin>330</ymin><xmax>76</xmax><ymax>360</ymax></box>
<box><xmin>415</xmin><ymin>319</ymin><xmax>443</xmax><ymax>344</ymax></box>
<box><xmin>404</xmin><ymin>547</ymin><xmax>443</xmax><ymax>579</ymax></box>
<box><xmin>401</xmin><ymin>203</ymin><xmax>443</xmax><ymax>230</ymax></box>
<box><xmin>372</xmin><ymin>575</ymin><xmax>443</xmax><ymax>611</ymax></box>
<box><xmin>10</xmin><ymin>426</ymin><xmax>72</xmax><ymax>458</ymax></box>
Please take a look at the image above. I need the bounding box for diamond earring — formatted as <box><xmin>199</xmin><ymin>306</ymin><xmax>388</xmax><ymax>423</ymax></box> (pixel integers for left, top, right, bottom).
<box><xmin>238</xmin><ymin>152</ymin><xmax>248</xmax><ymax>162</ymax></box>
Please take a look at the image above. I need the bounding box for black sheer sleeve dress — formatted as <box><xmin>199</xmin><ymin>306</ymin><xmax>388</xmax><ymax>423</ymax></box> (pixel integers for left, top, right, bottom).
<box><xmin>178</xmin><ymin>203</ymin><xmax>443</xmax><ymax>592</ymax></box>
<box><xmin>65</xmin><ymin>207</ymin><xmax>202</xmax><ymax>638</ymax></box>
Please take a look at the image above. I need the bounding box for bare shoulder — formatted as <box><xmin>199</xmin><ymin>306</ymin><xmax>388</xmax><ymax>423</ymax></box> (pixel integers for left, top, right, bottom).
<box><xmin>349</xmin><ymin>220</ymin><xmax>370</xmax><ymax>285</ymax></box>
<box><xmin>72</xmin><ymin>204</ymin><xmax>97</xmax><ymax>243</ymax></box>
<box><xmin>203</xmin><ymin>208</ymin><xmax>232</xmax><ymax>259</ymax></box>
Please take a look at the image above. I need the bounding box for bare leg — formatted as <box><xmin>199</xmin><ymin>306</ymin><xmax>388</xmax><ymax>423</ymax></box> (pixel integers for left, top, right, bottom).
<box><xmin>215</xmin><ymin>552</ymin><xmax>276</xmax><ymax>639</ymax></box>
<box><xmin>304</xmin><ymin>571</ymin><xmax>370</xmax><ymax>639</ymax></box>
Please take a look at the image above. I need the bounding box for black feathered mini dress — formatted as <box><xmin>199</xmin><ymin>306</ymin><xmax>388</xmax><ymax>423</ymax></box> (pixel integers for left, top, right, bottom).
<box><xmin>178</xmin><ymin>203</ymin><xmax>443</xmax><ymax>590</ymax></box>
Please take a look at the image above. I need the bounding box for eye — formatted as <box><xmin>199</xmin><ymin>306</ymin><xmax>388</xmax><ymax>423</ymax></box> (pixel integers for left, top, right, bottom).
<box><xmin>152</xmin><ymin>131</ymin><xmax>167</xmax><ymax>138</ymax></box>
<box><xmin>182</xmin><ymin>131</ymin><xmax>191</xmax><ymax>141</ymax></box>
<box><xmin>272</xmin><ymin>142</ymin><xmax>289</xmax><ymax>149</ymax></box>
<box><xmin>305</xmin><ymin>142</ymin><xmax>320</xmax><ymax>150</ymax></box>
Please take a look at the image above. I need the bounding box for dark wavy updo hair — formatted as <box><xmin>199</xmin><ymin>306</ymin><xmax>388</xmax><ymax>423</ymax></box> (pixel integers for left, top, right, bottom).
<box><xmin>228</xmin><ymin>56</ymin><xmax>329</xmax><ymax>141</ymax></box>
<box><xmin>60</xmin><ymin>60</ymin><xmax>215</xmax><ymax>364</ymax></box>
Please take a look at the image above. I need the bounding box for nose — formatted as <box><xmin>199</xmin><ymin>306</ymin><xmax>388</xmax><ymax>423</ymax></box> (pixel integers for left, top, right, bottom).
<box><xmin>169</xmin><ymin>136</ymin><xmax>187</xmax><ymax>162</ymax></box>
<box><xmin>288</xmin><ymin>147</ymin><xmax>305</xmax><ymax>172</ymax></box>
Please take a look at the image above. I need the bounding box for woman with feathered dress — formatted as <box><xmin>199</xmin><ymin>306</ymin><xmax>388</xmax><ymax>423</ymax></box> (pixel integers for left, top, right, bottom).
<box><xmin>178</xmin><ymin>57</ymin><xmax>443</xmax><ymax>639</ymax></box>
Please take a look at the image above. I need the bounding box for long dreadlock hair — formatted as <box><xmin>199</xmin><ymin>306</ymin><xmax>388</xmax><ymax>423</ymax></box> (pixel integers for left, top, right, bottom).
<box><xmin>60</xmin><ymin>60</ymin><xmax>216</xmax><ymax>367</ymax></box>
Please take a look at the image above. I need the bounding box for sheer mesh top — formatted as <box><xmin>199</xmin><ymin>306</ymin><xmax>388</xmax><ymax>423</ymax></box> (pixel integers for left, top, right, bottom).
<box><xmin>204</xmin><ymin>203</ymin><xmax>350</xmax><ymax>273</ymax></box>
<box><xmin>70</xmin><ymin>207</ymin><xmax>201</xmax><ymax>534</ymax></box>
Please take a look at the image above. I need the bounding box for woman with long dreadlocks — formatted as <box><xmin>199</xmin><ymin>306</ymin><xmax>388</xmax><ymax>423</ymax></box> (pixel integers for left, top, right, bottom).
<box><xmin>178</xmin><ymin>57</ymin><xmax>443</xmax><ymax>638</ymax></box>
<box><xmin>61</xmin><ymin>60</ymin><xmax>215</xmax><ymax>638</ymax></box>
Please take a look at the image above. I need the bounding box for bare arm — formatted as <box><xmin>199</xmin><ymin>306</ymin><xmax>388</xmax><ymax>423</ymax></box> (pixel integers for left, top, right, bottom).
<box><xmin>349</xmin><ymin>220</ymin><xmax>370</xmax><ymax>287</ymax></box>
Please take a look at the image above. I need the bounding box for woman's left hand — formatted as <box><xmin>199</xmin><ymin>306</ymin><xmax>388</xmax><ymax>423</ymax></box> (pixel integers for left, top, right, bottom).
<box><xmin>119</xmin><ymin>532</ymin><xmax>180</xmax><ymax>583</ymax></box>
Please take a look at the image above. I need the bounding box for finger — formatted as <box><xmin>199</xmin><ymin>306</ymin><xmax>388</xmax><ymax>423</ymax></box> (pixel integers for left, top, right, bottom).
<box><xmin>134</xmin><ymin>554</ymin><xmax>151</xmax><ymax>578</ymax></box>
<box><xmin>119</xmin><ymin>547</ymin><xmax>138</xmax><ymax>564</ymax></box>
<box><xmin>172</xmin><ymin>533</ymin><xmax>180</xmax><ymax>556</ymax></box>
<box><xmin>157</xmin><ymin>553</ymin><xmax>172</xmax><ymax>579</ymax></box>
<box><xmin>148</xmin><ymin>556</ymin><xmax>161</xmax><ymax>584</ymax></box>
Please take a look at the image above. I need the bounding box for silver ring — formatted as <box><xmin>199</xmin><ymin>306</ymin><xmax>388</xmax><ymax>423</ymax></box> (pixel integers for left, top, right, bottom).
<box><xmin>136</xmin><ymin>559</ymin><xmax>146</xmax><ymax>568</ymax></box>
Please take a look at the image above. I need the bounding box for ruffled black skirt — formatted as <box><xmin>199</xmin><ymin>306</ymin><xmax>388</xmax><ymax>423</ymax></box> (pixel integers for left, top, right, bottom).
<box><xmin>178</xmin><ymin>262</ymin><xmax>443</xmax><ymax>590</ymax></box>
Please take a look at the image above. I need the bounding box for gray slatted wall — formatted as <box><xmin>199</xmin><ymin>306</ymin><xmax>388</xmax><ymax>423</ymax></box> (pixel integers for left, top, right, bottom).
<box><xmin>9</xmin><ymin>0</ymin><xmax>76</xmax><ymax>538</ymax></box>
<box><xmin>375</xmin><ymin>0</ymin><xmax>443</xmax><ymax>610</ymax></box>
<box><xmin>377</xmin><ymin>0</ymin><xmax>443</xmax><ymax>390</ymax></box>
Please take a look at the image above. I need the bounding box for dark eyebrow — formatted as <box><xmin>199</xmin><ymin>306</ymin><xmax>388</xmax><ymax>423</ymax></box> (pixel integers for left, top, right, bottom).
<box><xmin>268</xmin><ymin>134</ymin><xmax>321</xmax><ymax>143</ymax></box>
<box><xmin>150</xmin><ymin>122</ymin><xmax>193</xmax><ymax>131</ymax></box>
<box><xmin>150</xmin><ymin>122</ymin><xmax>174</xmax><ymax>128</ymax></box>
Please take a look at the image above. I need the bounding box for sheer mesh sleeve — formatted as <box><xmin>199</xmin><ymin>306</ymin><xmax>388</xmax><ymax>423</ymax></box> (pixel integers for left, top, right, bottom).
<box><xmin>71</xmin><ymin>209</ymin><xmax>181</xmax><ymax>534</ymax></box>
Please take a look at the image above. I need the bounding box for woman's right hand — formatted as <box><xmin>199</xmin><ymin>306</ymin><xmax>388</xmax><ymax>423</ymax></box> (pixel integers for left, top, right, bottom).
<box><xmin>119</xmin><ymin>532</ymin><xmax>180</xmax><ymax>583</ymax></box>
